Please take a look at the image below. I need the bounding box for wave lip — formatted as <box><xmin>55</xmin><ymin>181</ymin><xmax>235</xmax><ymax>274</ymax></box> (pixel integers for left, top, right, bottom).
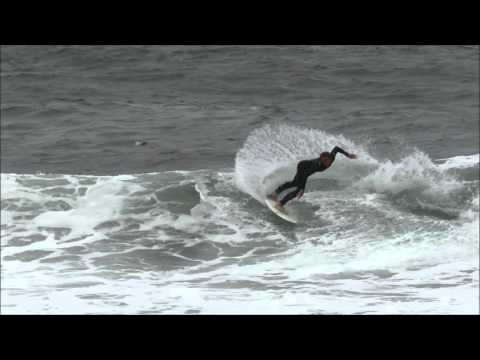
<box><xmin>435</xmin><ymin>154</ymin><xmax>479</xmax><ymax>170</ymax></box>
<box><xmin>355</xmin><ymin>150</ymin><xmax>479</xmax><ymax>219</ymax></box>
<box><xmin>357</xmin><ymin>150</ymin><xmax>460</xmax><ymax>194</ymax></box>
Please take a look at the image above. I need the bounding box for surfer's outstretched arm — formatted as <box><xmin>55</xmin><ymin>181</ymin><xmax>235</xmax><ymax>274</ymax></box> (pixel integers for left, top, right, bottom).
<box><xmin>331</xmin><ymin>146</ymin><xmax>357</xmax><ymax>159</ymax></box>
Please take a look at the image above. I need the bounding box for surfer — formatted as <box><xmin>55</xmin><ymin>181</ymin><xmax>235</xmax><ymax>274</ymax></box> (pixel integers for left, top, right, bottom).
<box><xmin>268</xmin><ymin>146</ymin><xmax>357</xmax><ymax>210</ymax></box>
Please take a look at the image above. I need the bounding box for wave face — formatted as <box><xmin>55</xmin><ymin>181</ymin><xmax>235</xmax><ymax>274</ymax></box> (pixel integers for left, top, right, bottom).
<box><xmin>2</xmin><ymin>124</ymin><xmax>479</xmax><ymax>314</ymax></box>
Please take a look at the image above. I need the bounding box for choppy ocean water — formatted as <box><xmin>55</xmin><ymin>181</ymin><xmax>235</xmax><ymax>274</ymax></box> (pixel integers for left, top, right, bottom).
<box><xmin>1</xmin><ymin>45</ymin><xmax>478</xmax><ymax>314</ymax></box>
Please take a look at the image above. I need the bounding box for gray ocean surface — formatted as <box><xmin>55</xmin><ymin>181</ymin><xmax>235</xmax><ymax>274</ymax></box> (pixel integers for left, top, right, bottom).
<box><xmin>1</xmin><ymin>45</ymin><xmax>479</xmax><ymax>314</ymax></box>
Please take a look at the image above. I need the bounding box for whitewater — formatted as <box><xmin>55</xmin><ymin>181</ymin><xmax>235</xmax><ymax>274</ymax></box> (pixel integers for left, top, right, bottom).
<box><xmin>1</xmin><ymin>123</ymin><xmax>478</xmax><ymax>314</ymax></box>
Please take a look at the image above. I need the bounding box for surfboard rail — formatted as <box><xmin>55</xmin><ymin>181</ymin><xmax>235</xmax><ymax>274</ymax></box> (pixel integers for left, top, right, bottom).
<box><xmin>265</xmin><ymin>199</ymin><xmax>298</xmax><ymax>224</ymax></box>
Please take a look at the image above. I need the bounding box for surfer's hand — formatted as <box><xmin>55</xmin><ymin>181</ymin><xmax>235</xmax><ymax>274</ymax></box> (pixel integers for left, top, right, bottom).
<box><xmin>297</xmin><ymin>190</ymin><xmax>304</xmax><ymax>199</ymax></box>
<box><xmin>347</xmin><ymin>153</ymin><xmax>357</xmax><ymax>159</ymax></box>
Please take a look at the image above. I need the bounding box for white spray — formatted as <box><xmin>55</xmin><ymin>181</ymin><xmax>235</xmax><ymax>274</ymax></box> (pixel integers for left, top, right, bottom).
<box><xmin>234</xmin><ymin>123</ymin><xmax>374</xmax><ymax>202</ymax></box>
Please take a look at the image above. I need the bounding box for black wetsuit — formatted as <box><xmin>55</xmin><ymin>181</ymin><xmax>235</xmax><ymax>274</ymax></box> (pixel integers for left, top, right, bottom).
<box><xmin>274</xmin><ymin>146</ymin><xmax>350</xmax><ymax>206</ymax></box>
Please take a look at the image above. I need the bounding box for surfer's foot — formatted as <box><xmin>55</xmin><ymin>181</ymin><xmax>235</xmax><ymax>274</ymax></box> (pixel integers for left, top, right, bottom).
<box><xmin>268</xmin><ymin>192</ymin><xmax>278</xmax><ymax>201</ymax></box>
<box><xmin>274</xmin><ymin>202</ymin><xmax>285</xmax><ymax>211</ymax></box>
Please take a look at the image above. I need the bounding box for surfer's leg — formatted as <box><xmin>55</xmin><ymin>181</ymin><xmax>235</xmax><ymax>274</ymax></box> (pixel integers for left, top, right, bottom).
<box><xmin>274</xmin><ymin>181</ymin><xmax>296</xmax><ymax>195</ymax></box>
<box><xmin>269</xmin><ymin>181</ymin><xmax>295</xmax><ymax>201</ymax></box>
<box><xmin>279</xmin><ymin>187</ymin><xmax>301</xmax><ymax>206</ymax></box>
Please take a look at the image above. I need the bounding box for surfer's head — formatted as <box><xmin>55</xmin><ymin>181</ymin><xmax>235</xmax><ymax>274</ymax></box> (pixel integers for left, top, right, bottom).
<box><xmin>319</xmin><ymin>152</ymin><xmax>332</xmax><ymax>167</ymax></box>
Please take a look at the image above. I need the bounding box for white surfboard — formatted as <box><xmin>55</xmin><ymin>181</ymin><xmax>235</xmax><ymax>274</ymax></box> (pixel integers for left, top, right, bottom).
<box><xmin>265</xmin><ymin>199</ymin><xmax>298</xmax><ymax>224</ymax></box>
